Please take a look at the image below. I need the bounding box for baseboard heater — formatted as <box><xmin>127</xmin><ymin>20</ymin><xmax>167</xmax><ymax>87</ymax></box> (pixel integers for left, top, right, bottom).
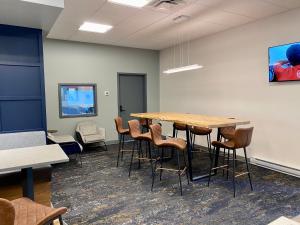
<box><xmin>250</xmin><ymin>158</ymin><xmax>300</xmax><ymax>178</ymax></box>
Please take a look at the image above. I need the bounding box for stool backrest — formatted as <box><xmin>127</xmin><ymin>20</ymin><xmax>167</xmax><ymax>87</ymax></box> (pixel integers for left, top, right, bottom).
<box><xmin>114</xmin><ymin>117</ymin><xmax>124</xmax><ymax>134</ymax></box>
<box><xmin>140</xmin><ymin>118</ymin><xmax>152</xmax><ymax>127</ymax></box>
<box><xmin>128</xmin><ymin>120</ymin><xmax>142</xmax><ymax>139</ymax></box>
<box><xmin>0</xmin><ymin>198</ymin><xmax>15</xmax><ymax>225</ymax></box>
<box><xmin>220</xmin><ymin>125</ymin><xmax>236</xmax><ymax>139</ymax></box>
<box><xmin>149</xmin><ymin>124</ymin><xmax>163</xmax><ymax>146</ymax></box>
<box><xmin>233</xmin><ymin>127</ymin><xmax>254</xmax><ymax>148</ymax></box>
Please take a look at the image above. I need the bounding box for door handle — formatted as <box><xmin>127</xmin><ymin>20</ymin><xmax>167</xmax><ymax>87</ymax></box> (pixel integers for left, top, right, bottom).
<box><xmin>120</xmin><ymin>105</ymin><xmax>126</xmax><ymax>112</ymax></box>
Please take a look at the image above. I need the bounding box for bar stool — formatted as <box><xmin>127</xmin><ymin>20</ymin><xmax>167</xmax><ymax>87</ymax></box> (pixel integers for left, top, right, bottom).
<box><xmin>220</xmin><ymin>125</ymin><xmax>236</xmax><ymax>176</ymax></box>
<box><xmin>190</xmin><ymin>126</ymin><xmax>212</xmax><ymax>156</ymax></box>
<box><xmin>173</xmin><ymin>122</ymin><xmax>186</xmax><ymax>138</ymax></box>
<box><xmin>114</xmin><ymin>117</ymin><xmax>130</xmax><ymax>167</ymax></box>
<box><xmin>208</xmin><ymin>127</ymin><xmax>254</xmax><ymax>197</ymax></box>
<box><xmin>150</xmin><ymin>124</ymin><xmax>189</xmax><ymax>195</ymax></box>
<box><xmin>140</xmin><ymin>118</ymin><xmax>152</xmax><ymax>133</ymax></box>
<box><xmin>128</xmin><ymin>120</ymin><xmax>154</xmax><ymax>177</ymax></box>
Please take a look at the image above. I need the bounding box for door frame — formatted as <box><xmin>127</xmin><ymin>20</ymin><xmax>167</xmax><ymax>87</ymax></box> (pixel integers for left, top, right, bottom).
<box><xmin>117</xmin><ymin>72</ymin><xmax>147</xmax><ymax>117</ymax></box>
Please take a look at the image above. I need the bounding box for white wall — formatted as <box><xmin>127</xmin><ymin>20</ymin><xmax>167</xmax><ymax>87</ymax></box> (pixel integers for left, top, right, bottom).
<box><xmin>44</xmin><ymin>39</ymin><xmax>159</xmax><ymax>141</ymax></box>
<box><xmin>160</xmin><ymin>8</ymin><xmax>300</xmax><ymax>170</ymax></box>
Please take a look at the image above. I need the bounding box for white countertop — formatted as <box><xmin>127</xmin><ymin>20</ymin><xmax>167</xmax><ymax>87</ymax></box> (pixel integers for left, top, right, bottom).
<box><xmin>0</xmin><ymin>144</ymin><xmax>69</xmax><ymax>172</ymax></box>
<box><xmin>268</xmin><ymin>216</ymin><xmax>300</xmax><ymax>225</ymax></box>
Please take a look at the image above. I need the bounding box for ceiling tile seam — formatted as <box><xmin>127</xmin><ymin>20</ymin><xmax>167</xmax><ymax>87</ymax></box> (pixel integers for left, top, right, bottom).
<box><xmin>221</xmin><ymin>9</ymin><xmax>256</xmax><ymax>20</ymax></box>
<box><xmin>122</xmin><ymin>1</ymin><xmax>201</xmax><ymax>40</ymax></box>
<box><xmin>67</xmin><ymin>0</ymin><xmax>108</xmax><ymax>40</ymax></box>
<box><xmin>260</xmin><ymin>0</ymin><xmax>291</xmax><ymax>9</ymax></box>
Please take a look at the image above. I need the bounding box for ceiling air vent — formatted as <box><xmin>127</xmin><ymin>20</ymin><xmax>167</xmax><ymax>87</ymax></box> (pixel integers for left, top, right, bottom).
<box><xmin>150</xmin><ymin>0</ymin><xmax>185</xmax><ymax>8</ymax></box>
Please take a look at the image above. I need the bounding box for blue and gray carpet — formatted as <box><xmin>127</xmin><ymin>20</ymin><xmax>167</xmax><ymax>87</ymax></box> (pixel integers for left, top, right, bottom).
<box><xmin>51</xmin><ymin>144</ymin><xmax>300</xmax><ymax>225</ymax></box>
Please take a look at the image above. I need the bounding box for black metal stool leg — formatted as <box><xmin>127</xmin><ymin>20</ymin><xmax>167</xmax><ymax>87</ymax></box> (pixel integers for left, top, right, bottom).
<box><xmin>58</xmin><ymin>215</ymin><xmax>64</xmax><ymax>225</ymax></box>
<box><xmin>128</xmin><ymin>141</ymin><xmax>136</xmax><ymax>177</ymax></box>
<box><xmin>151</xmin><ymin>147</ymin><xmax>159</xmax><ymax>191</ymax></box>
<box><xmin>226</xmin><ymin>149</ymin><xmax>230</xmax><ymax>180</ymax></box>
<box><xmin>176</xmin><ymin>150</ymin><xmax>183</xmax><ymax>196</ymax></box>
<box><xmin>121</xmin><ymin>134</ymin><xmax>125</xmax><ymax>160</ymax></box>
<box><xmin>244</xmin><ymin>147</ymin><xmax>253</xmax><ymax>191</ymax></box>
<box><xmin>148</xmin><ymin>141</ymin><xmax>154</xmax><ymax>177</ymax></box>
<box><xmin>160</xmin><ymin>148</ymin><xmax>164</xmax><ymax>181</ymax></box>
<box><xmin>208</xmin><ymin>134</ymin><xmax>212</xmax><ymax>160</ymax></box>
<box><xmin>222</xmin><ymin>148</ymin><xmax>226</xmax><ymax>176</ymax></box>
<box><xmin>183</xmin><ymin>151</ymin><xmax>189</xmax><ymax>184</ymax></box>
<box><xmin>117</xmin><ymin>134</ymin><xmax>122</xmax><ymax>167</ymax></box>
<box><xmin>232</xmin><ymin>150</ymin><xmax>236</xmax><ymax>197</ymax></box>
<box><xmin>208</xmin><ymin>146</ymin><xmax>216</xmax><ymax>187</ymax></box>
<box><xmin>138</xmin><ymin>140</ymin><xmax>142</xmax><ymax>169</ymax></box>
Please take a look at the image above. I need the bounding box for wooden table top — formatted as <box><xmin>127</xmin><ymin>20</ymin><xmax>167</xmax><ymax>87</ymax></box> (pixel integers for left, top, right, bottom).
<box><xmin>130</xmin><ymin>112</ymin><xmax>250</xmax><ymax>128</ymax></box>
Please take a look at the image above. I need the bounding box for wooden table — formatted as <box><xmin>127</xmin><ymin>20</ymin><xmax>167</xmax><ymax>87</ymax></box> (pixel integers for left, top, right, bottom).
<box><xmin>131</xmin><ymin>112</ymin><xmax>250</xmax><ymax>181</ymax></box>
<box><xmin>0</xmin><ymin>144</ymin><xmax>69</xmax><ymax>200</ymax></box>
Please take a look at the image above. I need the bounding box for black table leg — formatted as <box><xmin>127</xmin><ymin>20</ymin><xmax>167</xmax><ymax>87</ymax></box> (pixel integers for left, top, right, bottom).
<box><xmin>186</xmin><ymin>127</ymin><xmax>221</xmax><ymax>181</ymax></box>
<box><xmin>185</xmin><ymin>125</ymin><xmax>193</xmax><ymax>181</ymax></box>
<box><xmin>21</xmin><ymin>167</ymin><xmax>34</xmax><ymax>200</ymax></box>
<box><xmin>213</xmin><ymin>128</ymin><xmax>221</xmax><ymax>175</ymax></box>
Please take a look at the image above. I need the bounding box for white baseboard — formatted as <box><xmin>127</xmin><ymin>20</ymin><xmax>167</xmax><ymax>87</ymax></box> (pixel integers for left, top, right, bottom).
<box><xmin>250</xmin><ymin>158</ymin><xmax>300</xmax><ymax>178</ymax></box>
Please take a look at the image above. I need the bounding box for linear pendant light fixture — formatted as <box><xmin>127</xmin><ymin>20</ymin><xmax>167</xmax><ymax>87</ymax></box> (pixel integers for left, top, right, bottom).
<box><xmin>163</xmin><ymin>16</ymin><xmax>203</xmax><ymax>75</ymax></box>
<box><xmin>163</xmin><ymin>64</ymin><xmax>203</xmax><ymax>74</ymax></box>
<box><xmin>108</xmin><ymin>0</ymin><xmax>151</xmax><ymax>8</ymax></box>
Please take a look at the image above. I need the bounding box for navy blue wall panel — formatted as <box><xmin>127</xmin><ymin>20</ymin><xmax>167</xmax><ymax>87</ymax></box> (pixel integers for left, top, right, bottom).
<box><xmin>0</xmin><ymin>24</ymin><xmax>46</xmax><ymax>133</ymax></box>
<box><xmin>0</xmin><ymin>65</ymin><xmax>41</xmax><ymax>97</ymax></box>
<box><xmin>0</xmin><ymin>26</ymin><xmax>40</xmax><ymax>64</ymax></box>
<box><xmin>1</xmin><ymin>101</ymin><xmax>43</xmax><ymax>132</ymax></box>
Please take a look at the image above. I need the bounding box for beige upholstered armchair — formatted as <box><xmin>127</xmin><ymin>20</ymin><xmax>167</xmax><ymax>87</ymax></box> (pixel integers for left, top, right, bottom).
<box><xmin>0</xmin><ymin>197</ymin><xmax>67</xmax><ymax>225</ymax></box>
<box><xmin>75</xmin><ymin>121</ymin><xmax>108</xmax><ymax>151</ymax></box>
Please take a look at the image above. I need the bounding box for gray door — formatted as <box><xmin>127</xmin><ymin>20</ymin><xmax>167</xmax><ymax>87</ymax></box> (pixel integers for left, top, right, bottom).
<box><xmin>118</xmin><ymin>73</ymin><xmax>146</xmax><ymax>129</ymax></box>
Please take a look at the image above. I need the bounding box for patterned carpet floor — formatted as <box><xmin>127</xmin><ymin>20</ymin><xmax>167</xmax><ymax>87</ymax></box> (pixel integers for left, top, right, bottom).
<box><xmin>51</xmin><ymin>143</ymin><xmax>300</xmax><ymax>225</ymax></box>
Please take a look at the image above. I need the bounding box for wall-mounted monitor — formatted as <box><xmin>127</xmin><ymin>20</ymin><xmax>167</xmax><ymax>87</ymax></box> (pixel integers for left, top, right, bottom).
<box><xmin>269</xmin><ymin>42</ymin><xmax>300</xmax><ymax>82</ymax></box>
<box><xmin>59</xmin><ymin>83</ymin><xmax>97</xmax><ymax>118</ymax></box>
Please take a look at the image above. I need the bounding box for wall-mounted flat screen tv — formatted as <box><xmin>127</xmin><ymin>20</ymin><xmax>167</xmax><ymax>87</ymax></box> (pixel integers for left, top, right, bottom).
<box><xmin>269</xmin><ymin>42</ymin><xmax>300</xmax><ymax>82</ymax></box>
<box><xmin>59</xmin><ymin>83</ymin><xmax>97</xmax><ymax>118</ymax></box>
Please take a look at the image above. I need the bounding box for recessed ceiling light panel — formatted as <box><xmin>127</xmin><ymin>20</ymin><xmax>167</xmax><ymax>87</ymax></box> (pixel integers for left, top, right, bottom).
<box><xmin>108</xmin><ymin>0</ymin><xmax>151</xmax><ymax>8</ymax></box>
<box><xmin>79</xmin><ymin>22</ymin><xmax>113</xmax><ymax>33</ymax></box>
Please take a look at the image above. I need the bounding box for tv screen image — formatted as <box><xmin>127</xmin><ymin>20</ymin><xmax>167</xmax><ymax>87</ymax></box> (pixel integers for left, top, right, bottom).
<box><xmin>269</xmin><ymin>42</ymin><xmax>300</xmax><ymax>82</ymax></box>
<box><xmin>59</xmin><ymin>84</ymin><xmax>97</xmax><ymax>118</ymax></box>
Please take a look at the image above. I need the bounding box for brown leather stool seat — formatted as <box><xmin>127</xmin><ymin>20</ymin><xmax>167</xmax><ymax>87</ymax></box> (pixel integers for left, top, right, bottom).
<box><xmin>128</xmin><ymin>120</ymin><xmax>154</xmax><ymax>177</ymax></box>
<box><xmin>150</xmin><ymin>124</ymin><xmax>189</xmax><ymax>195</ymax></box>
<box><xmin>114</xmin><ymin>117</ymin><xmax>131</xmax><ymax>167</ymax></box>
<box><xmin>190</xmin><ymin>126</ymin><xmax>212</xmax><ymax>135</ymax></box>
<box><xmin>208</xmin><ymin>127</ymin><xmax>254</xmax><ymax>197</ymax></box>
<box><xmin>211</xmin><ymin>140</ymin><xmax>235</xmax><ymax>149</ymax></box>
<box><xmin>154</xmin><ymin>137</ymin><xmax>186</xmax><ymax>151</ymax></box>
<box><xmin>189</xmin><ymin>126</ymin><xmax>212</xmax><ymax>156</ymax></box>
<box><xmin>173</xmin><ymin>122</ymin><xmax>186</xmax><ymax>131</ymax></box>
<box><xmin>0</xmin><ymin>197</ymin><xmax>67</xmax><ymax>225</ymax></box>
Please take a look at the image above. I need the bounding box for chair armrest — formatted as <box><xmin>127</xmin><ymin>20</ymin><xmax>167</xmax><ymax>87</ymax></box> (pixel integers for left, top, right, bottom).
<box><xmin>76</xmin><ymin>131</ymin><xmax>85</xmax><ymax>144</ymax></box>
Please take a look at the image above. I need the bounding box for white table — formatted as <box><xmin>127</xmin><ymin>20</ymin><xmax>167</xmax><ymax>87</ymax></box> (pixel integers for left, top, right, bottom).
<box><xmin>0</xmin><ymin>144</ymin><xmax>69</xmax><ymax>200</ymax></box>
<box><xmin>269</xmin><ymin>216</ymin><xmax>300</xmax><ymax>225</ymax></box>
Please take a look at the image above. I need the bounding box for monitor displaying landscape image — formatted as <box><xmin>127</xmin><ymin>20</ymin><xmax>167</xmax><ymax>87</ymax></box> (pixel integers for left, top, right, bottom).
<box><xmin>59</xmin><ymin>84</ymin><xmax>97</xmax><ymax>118</ymax></box>
<box><xmin>269</xmin><ymin>42</ymin><xmax>300</xmax><ymax>82</ymax></box>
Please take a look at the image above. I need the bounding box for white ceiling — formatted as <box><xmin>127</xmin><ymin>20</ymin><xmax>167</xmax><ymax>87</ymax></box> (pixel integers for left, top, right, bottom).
<box><xmin>47</xmin><ymin>0</ymin><xmax>300</xmax><ymax>50</ymax></box>
<box><xmin>0</xmin><ymin>0</ymin><xmax>64</xmax><ymax>33</ymax></box>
